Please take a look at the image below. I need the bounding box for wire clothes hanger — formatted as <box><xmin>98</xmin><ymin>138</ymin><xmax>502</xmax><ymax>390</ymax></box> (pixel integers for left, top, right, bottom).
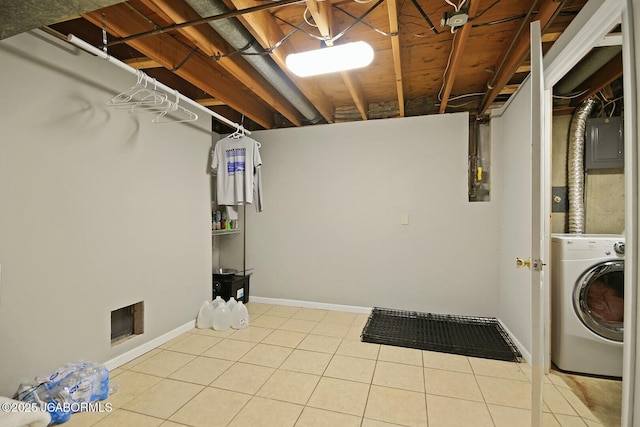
<box><xmin>228</xmin><ymin>115</ymin><xmax>261</xmax><ymax>147</ymax></box>
<box><xmin>107</xmin><ymin>71</ymin><xmax>197</xmax><ymax>123</ymax></box>
<box><xmin>107</xmin><ymin>71</ymin><xmax>168</xmax><ymax>109</ymax></box>
<box><xmin>68</xmin><ymin>34</ymin><xmax>251</xmax><ymax>134</ymax></box>
<box><xmin>229</xmin><ymin>125</ymin><xmax>245</xmax><ymax>140</ymax></box>
<box><xmin>152</xmin><ymin>92</ymin><xmax>198</xmax><ymax>124</ymax></box>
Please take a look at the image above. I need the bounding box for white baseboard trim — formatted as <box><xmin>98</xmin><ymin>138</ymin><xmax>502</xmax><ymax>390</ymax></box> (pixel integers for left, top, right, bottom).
<box><xmin>104</xmin><ymin>320</ymin><xmax>195</xmax><ymax>371</ymax></box>
<box><xmin>498</xmin><ymin>319</ymin><xmax>532</xmax><ymax>365</ymax></box>
<box><xmin>250</xmin><ymin>296</ymin><xmax>372</xmax><ymax>315</ymax></box>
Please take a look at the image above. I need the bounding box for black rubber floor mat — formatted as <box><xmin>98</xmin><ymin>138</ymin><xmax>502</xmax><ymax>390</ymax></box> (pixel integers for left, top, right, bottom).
<box><xmin>361</xmin><ymin>308</ymin><xmax>522</xmax><ymax>362</ymax></box>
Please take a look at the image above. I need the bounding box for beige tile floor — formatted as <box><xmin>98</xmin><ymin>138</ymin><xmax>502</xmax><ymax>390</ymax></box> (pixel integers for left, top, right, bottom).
<box><xmin>65</xmin><ymin>303</ymin><xmax>607</xmax><ymax>427</ymax></box>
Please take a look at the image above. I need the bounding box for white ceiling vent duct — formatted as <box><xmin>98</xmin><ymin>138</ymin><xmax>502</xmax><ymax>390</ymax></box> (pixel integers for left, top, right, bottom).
<box><xmin>567</xmin><ymin>97</ymin><xmax>597</xmax><ymax>234</ymax></box>
<box><xmin>185</xmin><ymin>0</ymin><xmax>322</xmax><ymax>124</ymax></box>
<box><xmin>555</xmin><ymin>46</ymin><xmax>622</xmax><ymax>96</ymax></box>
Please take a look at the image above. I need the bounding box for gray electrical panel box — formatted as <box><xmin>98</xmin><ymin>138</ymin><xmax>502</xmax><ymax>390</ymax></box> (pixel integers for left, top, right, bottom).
<box><xmin>585</xmin><ymin>116</ymin><xmax>624</xmax><ymax>170</ymax></box>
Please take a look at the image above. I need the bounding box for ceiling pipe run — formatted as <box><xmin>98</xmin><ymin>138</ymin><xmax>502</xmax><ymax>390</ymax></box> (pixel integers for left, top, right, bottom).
<box><xmin>185</xmin><ymin>0</ymin><xmax>323</xmax><ymax>124</ymax></box>
<box><xmin>106</xmin><ymin>0</ymin><xmax>299</xmax><ymax>47</ymax></box>
<box><xmin>555</xmin><ymin>46</ymin><xmax>622</xmax><ymax>95</ymax></box>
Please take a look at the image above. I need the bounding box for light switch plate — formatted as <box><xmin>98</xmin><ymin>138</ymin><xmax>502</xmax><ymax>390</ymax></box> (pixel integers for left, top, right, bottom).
<box><xmin>401</xmin><ymin>213</ymin><xmax>409</xmax><ymax>225</ymax></box>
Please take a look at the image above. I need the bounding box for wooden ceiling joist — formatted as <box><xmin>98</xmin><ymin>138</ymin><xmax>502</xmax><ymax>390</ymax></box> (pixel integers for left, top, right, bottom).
<box><xmin>340</xmin><ymin>71</ymin><xmax>368</xmax><ymax>120</ymax></box>
<box><xmin>41</xmin><ymin>0</ymin><xmax>590</xmax><ymax>127</ymax></box>
<box><xmin>438</xmin><ymin>0</ymin><xmax>481</xmax><ymax>114</ymax></box>
<box><xmin>141</xmin><ymin>0</ymin><xmax>305</xmax><ymax>127</ymax></box>
<box><xmin>516</xmin><ymin>64</ymin><xmax>532</xmax><ymax>73</ymax></box>
<box><xmin>305</xmin><ymin>0</ymin><xmax>332</xmax><ymax>40</ymax></box>
<box><xmin>82</xmin><ymin>5</ymin><xmax>276</xmax><ymax>128</ymax></box>
<box><xmin>229</xmin><ymin>0</ymin><xmax>335</xmax><ymax>122</ymax></box>
<box><xmin>197</xmin><ymin>98</ymin><xmax>227</xmax><ymax>106</ymax></box>
<box><xmin>305</xmin><ymin>0</ymin><xmax>368</xmax><ymax>120</ymax></box>
<box><xmin>542</xmin><ymin>32</ymin><xmax>562</xmax><ymax>43</ymax></box>
<box><xmin>478</xmin><ymin>0</ymin><xmax>563</xmax><ymax>116</ymax></box>
<box><xmin>499</xmin><ymin>84</ymin><xmax>521</xmax><ymax>95</ymax></box>
<box><xmin>123</xmin><ymin>57</ymin><xmax>162</xmax><ymax>69</ymax></box>
<box><xmin>386</xmin><ymin>0</ymin><xmax>404</xmax><ymax>117</ymax></box>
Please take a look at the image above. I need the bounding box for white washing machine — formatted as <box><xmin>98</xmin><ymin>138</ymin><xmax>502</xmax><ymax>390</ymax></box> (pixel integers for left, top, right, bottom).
<box><xmin>551</xmin><ymin>234</ymin><xmax>625</xmax><ymax>377</ymax></box>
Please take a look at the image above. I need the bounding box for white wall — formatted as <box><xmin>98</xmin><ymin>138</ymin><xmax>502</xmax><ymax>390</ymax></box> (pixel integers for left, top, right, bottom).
<box><xmin>236</xmin><ymin>114</ymin><xmax>501</xmax><ymax>315</ymax></box>
<box><xmin>0</xmin><ymin>31</ymin><xmax>213</xmax><ymax>396</ymax></box>
<box><xmin>492</xmin><ymin>78</ymin><xmax>534</xmax><ymax>356</ymax></box>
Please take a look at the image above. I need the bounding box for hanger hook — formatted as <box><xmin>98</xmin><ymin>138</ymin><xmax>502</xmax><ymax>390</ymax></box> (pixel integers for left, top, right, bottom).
<box><xmin>101</xmin><ymin>13</ymin><xmax>108</xmax><ymax>56</ymax></box>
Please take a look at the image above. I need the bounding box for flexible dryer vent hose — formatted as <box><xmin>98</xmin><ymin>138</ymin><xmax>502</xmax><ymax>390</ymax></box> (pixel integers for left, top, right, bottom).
<box><xmin>567</xmin><ymin>97</ymin><xmax>597</xmax><ymax>234</ymax></box>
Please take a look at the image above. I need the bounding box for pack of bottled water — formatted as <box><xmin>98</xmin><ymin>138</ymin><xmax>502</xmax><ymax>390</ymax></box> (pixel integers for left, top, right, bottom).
<box><xmin>16</xmin><ymin>361</ymin><xmax>110</xmax><ymax>424</ymax></box>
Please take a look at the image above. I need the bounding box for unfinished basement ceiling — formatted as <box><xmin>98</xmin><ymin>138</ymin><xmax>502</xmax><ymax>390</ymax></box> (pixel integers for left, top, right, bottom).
<box><xmin>0</xmin><ymin>0</ymin><xmax>125</xmax><ymax>39</ymax></box>
<box><xmin>4</xmin><ymin>0</ymin><xmax>620</xmax><ymax>131</ymax></box>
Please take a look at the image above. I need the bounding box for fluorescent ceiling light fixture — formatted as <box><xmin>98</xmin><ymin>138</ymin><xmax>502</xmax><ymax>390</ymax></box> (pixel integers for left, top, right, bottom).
<box><xmin>286</xmin><ymin>41</ymin><xmax>374</xmax><ymax>77</ymax></box>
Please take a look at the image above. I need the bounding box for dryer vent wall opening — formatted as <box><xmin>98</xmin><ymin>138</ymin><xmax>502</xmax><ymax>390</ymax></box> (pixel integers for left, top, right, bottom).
<box><xmin>111</xmin><ymin>301</ymin><xmax>144</xmax><ymax>345</ymax></box>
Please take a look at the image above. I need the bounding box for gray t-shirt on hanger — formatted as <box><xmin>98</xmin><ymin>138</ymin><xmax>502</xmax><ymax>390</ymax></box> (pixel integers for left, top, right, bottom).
<box><xmin>211</xmin><ymin>135</ymin><xmax>262</xmax><ymax>206</ymax></box>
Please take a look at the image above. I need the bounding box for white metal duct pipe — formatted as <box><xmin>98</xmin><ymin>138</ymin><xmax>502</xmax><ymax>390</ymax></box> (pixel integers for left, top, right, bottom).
<box><xmin>185</xmin><ymin>0</ymin><xmax>322</xmax><ymax>124</ymax></box>
<box><xmin>555</xmin><ymin>46</ymin><xmax>622</xmax><ymax>95</ymax></box>
<box><xmin>567</xmin><ymin>97</ymin><xmax>597</xmax><ymax>234</ymax></box>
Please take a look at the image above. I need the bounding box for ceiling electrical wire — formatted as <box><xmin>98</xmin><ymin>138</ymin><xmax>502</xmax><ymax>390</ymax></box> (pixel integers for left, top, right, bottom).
<box><xmin>445</xmin><ymin>0</ymin><xmax>467</xmax><ymax>12</ymax></box>
<box><xmin>410</xmin><ymin>0</ymin><xmax>440</xmax><ymax>34</ymax></box>
<box><xmin>436</xmin><ymin>92</ymin><xmax>484</xmax><ymax>108</ymax></box>
<box><xmin>598</xmin><ymin>91</ymin><xmax>624</xmax><ymax>117</ymax></box>
<box><xmin>398</xmin><ymin>13</ymin><xmax>437</xmax><ymax>37</ymax></box>
<box><xmin>443</xmin><ymin>0</ymin><xmax>468</xmax><ymax>33</ymax></box>
<box><xmin>399</xmin><ymin>20</ymin><xmax>432</xmax><ymax>37</ymax></box>
<box><xmin>404</xmin><ymin>94</ymin><xmax>433</xmax><ymax>109</ymax></box>
<box><xmin>333</xmin><ymin>4</ymin><xmax>397</xmax><ymax>37</ymax></box>
<box><xmin>397</xmin><ymin>0</ymin><xmax>451</xmax><ymax>37</ymax></box>
<box><xmin>437</xmin><ymin>30</ymin><xmax>458</xmax><ymax>102</ymax></box>
<box><xmin>273</xmin><ymin>0</ymin><xmax>391</xmax><ymax>46</ymax></box>
<box><xmin>551</xmin><ymin>88</ymin><xmax>591</xmax><ymax>99</ymax></box>
<box><xmin>472</xmin><ymin>13</ymin><xmax>528</xmax><ymax>28</ymax></box>
<box><xmin>437</xmin><ymin>99</ymin><xmax>478</xmax><ymax>108</ymax></box>
<box><xmin>303</xmin><ymin>6</ymin><xmax>319</xmax><ymax>27</ymax></box>
<box><xmin>212</xmin><ymin>19</ymin><xmax>307</xmax><ymax>60</ymax></box>
<box><xmin>330</xmin><ymin>0</ymin><xmax>385</xmax><ymax>43</ymax></box>
<box><xmin>448</xmin><ymin>92</ymin><xmax>486</xmax><ymax>101</ymax></box>
<box><xmin>473</xmin><ymin>0</ymin><xmax>501</xmax><ymax>21</ymax></box>
<box><xmin>274</xmin><ymin>14</ymin><xmax>327</xmax><ymax>41</ymax></box>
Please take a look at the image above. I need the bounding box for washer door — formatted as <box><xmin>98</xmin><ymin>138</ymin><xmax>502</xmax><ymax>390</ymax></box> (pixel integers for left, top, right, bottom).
<box><xmin>573</xmin><ymin>260</ymin><xmax>624</xmax><ymax>342</ymax></box>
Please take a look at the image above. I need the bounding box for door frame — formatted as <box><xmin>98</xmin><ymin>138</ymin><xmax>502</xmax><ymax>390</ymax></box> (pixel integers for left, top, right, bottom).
<box><xmin>621</xmin><ymin>1</ymin><xmax>638</xmax><ymax>425</ymax></box>
<box><xmin>529</xmin><ymin>20</ymin><xmax>547</xmax><ymax>426</ymax></box>
<box><xmin>539</xmin><ymin>0</ymin><xmax>635</xmax><ymax>424</ymax></box>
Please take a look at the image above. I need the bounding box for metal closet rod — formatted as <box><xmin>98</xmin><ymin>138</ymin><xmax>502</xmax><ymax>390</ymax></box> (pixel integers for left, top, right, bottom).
<box><xmin>66</xmin><ymin>34</ymin><xmax>250</xmax><ymax>135</ymax></box>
